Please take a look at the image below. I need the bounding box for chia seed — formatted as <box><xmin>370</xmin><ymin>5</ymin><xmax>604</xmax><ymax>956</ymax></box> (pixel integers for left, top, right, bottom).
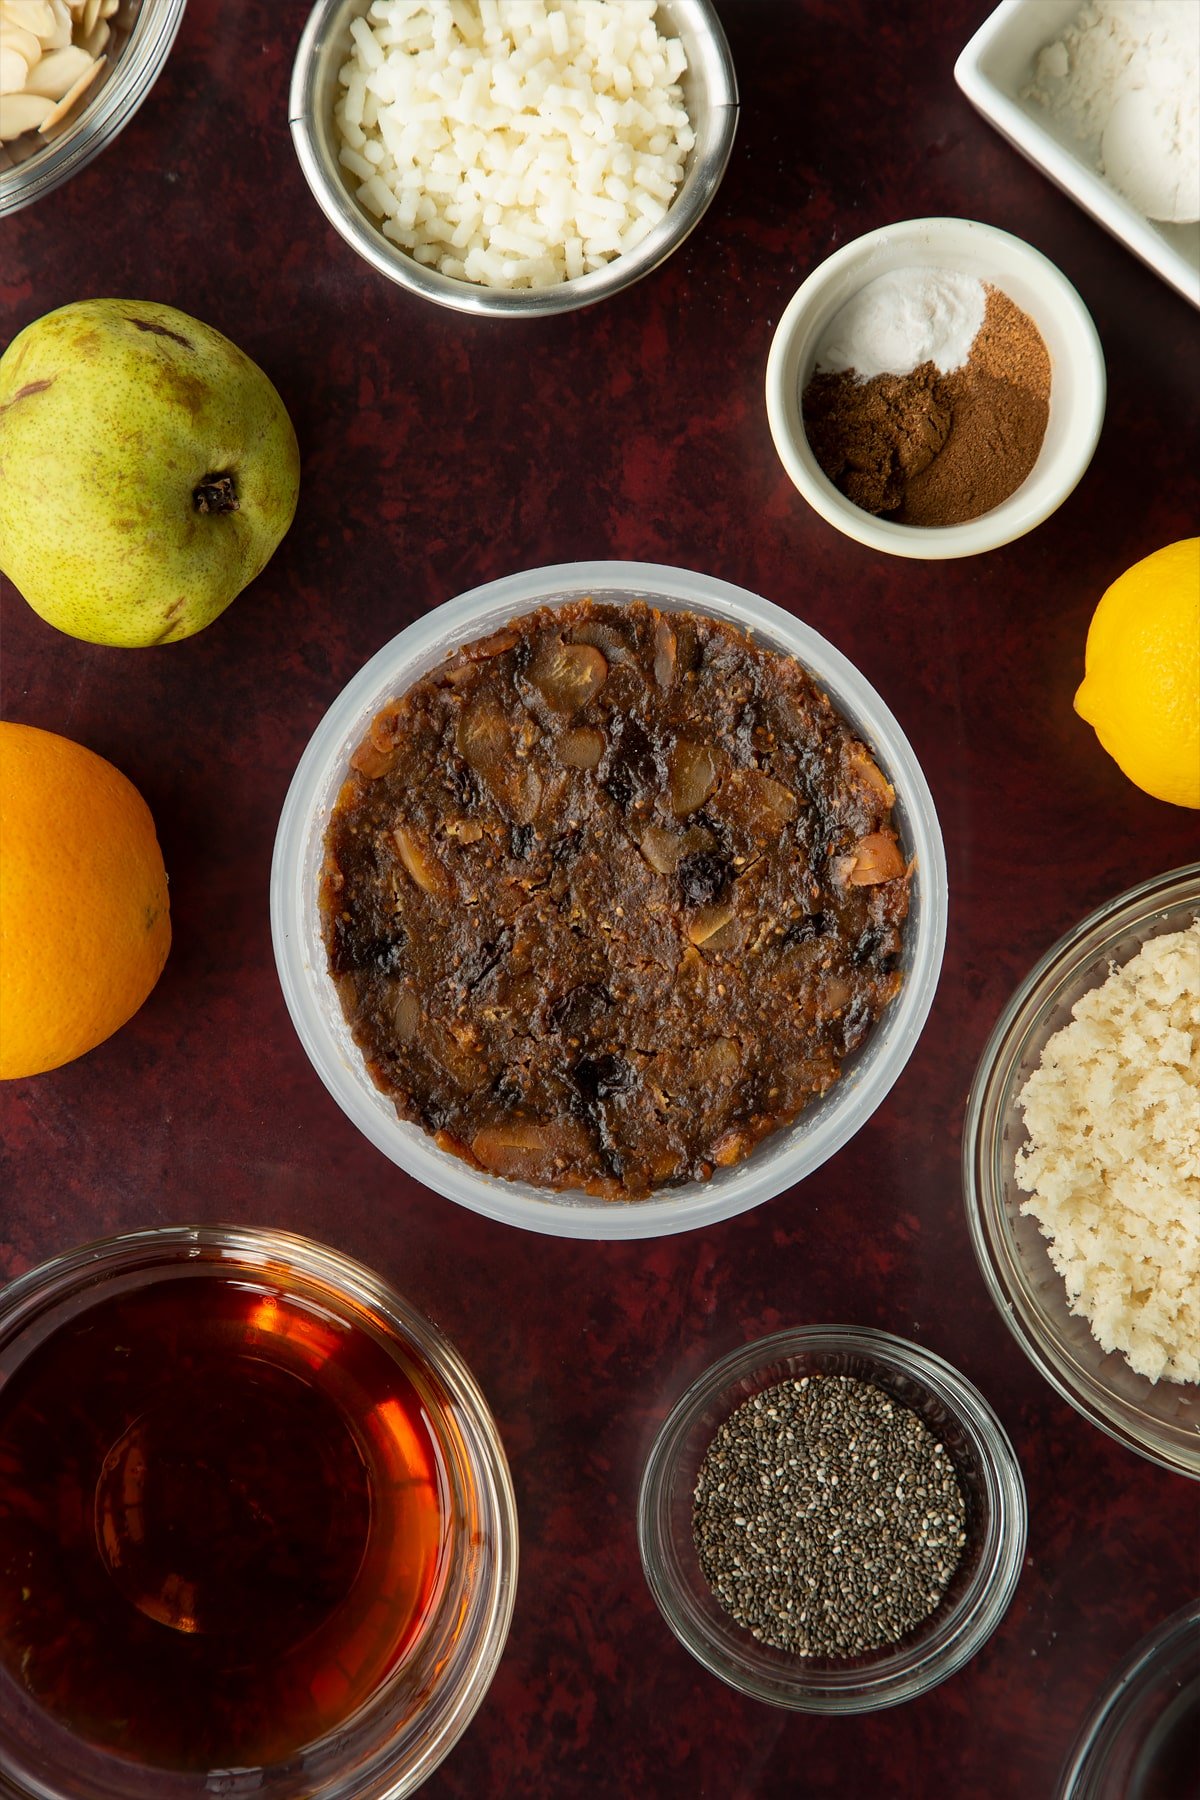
<box><xmin>691</xmin><ymin>1375</ymin><xmax>968</xmax><ymax>1657</ymax></box>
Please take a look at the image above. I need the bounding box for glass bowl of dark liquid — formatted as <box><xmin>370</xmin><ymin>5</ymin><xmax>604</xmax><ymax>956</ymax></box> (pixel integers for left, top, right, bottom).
<box><xmin>0</xmin><ymin>1225</ymin><xmax>518</xmax><ymax>1798</ymax></box>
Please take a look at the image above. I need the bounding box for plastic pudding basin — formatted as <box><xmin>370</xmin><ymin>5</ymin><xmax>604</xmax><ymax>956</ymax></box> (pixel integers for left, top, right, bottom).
<box><xmin>765</xmin><ymin>217</ymin><xmax>1106</xmax><ymax>560</ymax></box>
<box><xmin>637</xmin><ymin>1326</ymin><xmax>1027</xmax><ymax>1711</ymax></box>
<box><xmin>963</xmin><ymin>863</ymin><xmax>1200</xmax><ymax>1480</ymax></box>
<box><xmin>271</xmin><ymin>562</ymin><xmax>948</xmax><ymax>1241</ymax></box>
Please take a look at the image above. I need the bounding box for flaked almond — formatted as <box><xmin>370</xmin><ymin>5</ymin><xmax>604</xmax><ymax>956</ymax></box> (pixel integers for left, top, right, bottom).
<box><xmin>43</xmin><ymin>0</ymin><xmax>71</xmax><ymax>48</ymax></box>
<box><xmin>557</xmin><ymin>725</ymin><xmax>605</xmax><ymax>770</ymax></box>
<box><xmin>471</xmin><ymin>1118</ymin><xmax>591</xmax><ymax>1182</ymax></box>
<box><xmin>694</xmin><ymin>1036</ymin><xmax>740</xmax><ymax>1082</ymax></box>
<box><xmin>839</xmin><ymin>832</ymin><xmax>906</xmax><ymax>886</ymax></box>
<box><xmin>653</xmin><ymin>616</ymin><xmax>677</xmax><ymax>689</ymax></box>
<box><xmin>392</xmin><ymin>986</ymin><xmax>421</xmax><ymax>1042</ymax></box>
<box><xmin>668</xmin><ymin>738</ymin><xmax>721</xmax><ymax>815</ymax></box>
<box><xmin>568</xmin><ymin>619</ymin><xmax>631</xmax><ymax>660</ymax></box>
<box><xmin>686</xmin><ymin>901</ymin><xmax>735</xmax><ymax>946</ymax></box>
<box><xmin>79</xmin><ymin>15</ymin><xmax>106</xmax><ymax>56</ymax></box>
<box><xmin>368</xmin><ymin>709</ymin><xmax>400</xmax><ymax>753</ymax></box>
<box><xmin>845</xmin><ymin>741</ymin><xmax>895</xmax><ymax>807</ymax></box>
<box><xmin>350</xmin><ymin>738</ymin><xmax>395</xmax><ymax>779</ymax></box>
<box><xmin>822</xmin><ymin>974</ymin><xmax>853</xmax><ymax>1012</ymax></box>
<box><xmin>703</xmin><ymin>914</ymin><xmax>747</xmax><ymax>954</ymax></box>
<box><xmin>0</xmin><ymin>46</ymin><xmax>31</xmax><ymax>93</ymax></box>
<box><xmin>393</xmin><ymin>823</ymin><xmax>453</xmax><ymax>898</ymax></box>
<box><xmin>81</xmin><ymin>0</ymin><xmax>101</xmax><ymax>32</ymax></box>
<box><xmin>37</xmin><ymin>52</ymin><xmax>102</xmax><ymax>130</ymax></box>
<box><xmin>5</xmin><ymin>0</ymin><xmax>55</xmax><ymax>34</ymax></box>
<box><xmin>456</xmin><ymin>691</ymin><xmax>511</xmax><ymax>778</ymax></box>
<box><xmin>463</xmin><ymin>626</ymin><xmax>518</xmax><ymax>660</ymax></box>
<box><xmin>707</xmin><ymin>767</ymin><xmax>798</xmax><ymax>843</ymax></box>
<box><xmin>639</xmin><ymin>823</ymin><xmax>683</xmax><ymax>875</ymax></box>
<box><xmin>711</xmin><ymin>1128</ymin><xmax>752</xmax><ymax>1168</ymax></box>
<box><xmin>3</xmin><ymin>22</ymin><xmax>42</xmax><ymax>64</ymax></box>
<box><xmin>528</xmin><ymin>639</ymin><xmax>608</xmax><ymax>715</ymax></box>
<box><xmin>444</xmin><ymin>818</ymin><xmax>483</xmax><ymax>844</ymax></box>
<box><xmin>431</xmin><ymin>1022</ymin><xmax>488</xmax><ymax>1091</ymax></box>
<box><xmin>0</xmin><ymin>90</ymin><xmax>53</xmax><ymax>136</ymax></box>
<box><xmin>498</xmin><ymin>760</ymin><xmax>542</xmax><ymax>826</ymax></box>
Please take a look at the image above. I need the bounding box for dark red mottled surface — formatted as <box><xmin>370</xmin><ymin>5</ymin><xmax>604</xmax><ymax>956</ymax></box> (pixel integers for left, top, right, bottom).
<box><xmin>2</xmin><ymin>2</ymin><xmax>1198</xmax><ymax>1795</ymax></box>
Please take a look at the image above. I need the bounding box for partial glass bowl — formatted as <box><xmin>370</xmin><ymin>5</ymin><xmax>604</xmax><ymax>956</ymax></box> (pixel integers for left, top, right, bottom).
<box><xmin>1058</xmin><ymin>1600</ymin><xmax>1200</xmax><ymax>1799</ymax></box>
<box><xmin>0</xmin><ymin>1225</ymin><xmax>518</xmax><ymax>1800</ymax></box>
<box><xmin>637</xmin><ymin>1325</ymin><xmax>1027</xmax><ymax>1711</ymax></box>
<box><xmin>0</xmin><ymin>0</ymin><xmax>187</xmax><ymax>218</ymax></box>
<box><xmin>288</xmin><ymin>0</ymin><xmax>738</xmax><ymax>317</ymax></box>
<box><xmin>270</xmin><ymin>560</ymin><xmax>948</xmax><ymax>1240</ymax></box>
<box><xmin>964</xmin><ymin>863</ymin><xmax>1200</xmax><ymax>1480</ymax></box>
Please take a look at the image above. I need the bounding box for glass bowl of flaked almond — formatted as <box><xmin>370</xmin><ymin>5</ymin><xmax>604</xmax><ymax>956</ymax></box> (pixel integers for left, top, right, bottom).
<box><xmin>0</xmin><ymin>0</ymin><xmax>186</xmax><ymax>217</ymax></box>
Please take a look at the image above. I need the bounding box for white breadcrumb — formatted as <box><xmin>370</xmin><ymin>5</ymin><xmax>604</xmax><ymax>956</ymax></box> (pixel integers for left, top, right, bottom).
<box><xmin>1014</xmin><ymin>919</ymin><xmax>1200</xmax><ymax>1384</ymax></box>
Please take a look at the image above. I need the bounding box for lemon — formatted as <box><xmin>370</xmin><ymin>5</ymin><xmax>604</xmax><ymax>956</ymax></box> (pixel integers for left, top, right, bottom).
<box><xmin>1074</xmin><ymin>539</ymin><xmax>1200</xmax><ymax>810</ymax></box>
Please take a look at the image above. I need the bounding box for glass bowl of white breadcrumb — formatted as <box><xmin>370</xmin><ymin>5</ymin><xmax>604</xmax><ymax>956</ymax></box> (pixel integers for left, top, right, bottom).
<box><xmin>964</xmin><ymin>863</ymin><xmax>1200</xmax><ymax>1481</ymax></box>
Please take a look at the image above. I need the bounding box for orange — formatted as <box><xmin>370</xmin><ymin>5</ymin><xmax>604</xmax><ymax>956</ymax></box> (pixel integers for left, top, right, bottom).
<box><xmin>0</xmin><ymin>723</ymin><xmax>171</xmax><ymax>1079</ymax></box>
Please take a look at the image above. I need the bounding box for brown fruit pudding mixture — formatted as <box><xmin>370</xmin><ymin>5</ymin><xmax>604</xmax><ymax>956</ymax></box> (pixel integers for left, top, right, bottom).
<box><xmin>321</xmin><ymin>600</ymin><xmax>911</xmax><ymax>1198</ymax></box>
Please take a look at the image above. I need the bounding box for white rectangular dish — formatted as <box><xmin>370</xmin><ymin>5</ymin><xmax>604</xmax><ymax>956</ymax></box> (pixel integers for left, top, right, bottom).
<box><xmin>955</xmin><ymin>0</ymin><xmax>1200</xmax><ymax>309</ymax></box>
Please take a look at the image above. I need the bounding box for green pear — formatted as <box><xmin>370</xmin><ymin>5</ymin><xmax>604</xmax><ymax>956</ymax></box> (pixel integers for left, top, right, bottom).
<box><xmin>0</xmin><ymin>299</ymin><xmax>300</xmax><ymax>647</ymax></box>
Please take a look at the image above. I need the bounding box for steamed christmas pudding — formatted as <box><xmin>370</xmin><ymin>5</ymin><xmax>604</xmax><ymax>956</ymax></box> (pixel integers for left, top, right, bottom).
<box><xmin>321</xmin><ymin>600</ymin><xmax>911</xmax><ymax>1198</ymax></box>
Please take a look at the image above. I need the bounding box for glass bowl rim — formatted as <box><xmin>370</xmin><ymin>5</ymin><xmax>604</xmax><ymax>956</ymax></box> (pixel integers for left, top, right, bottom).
<box><xmin>0</xmin><ymin>1222</ymin><xmax>519</xmax><ymax>1800</ymax></box>
<box><xmin>1057</xmin><ymin>1597</ymin><xmax>1200</xmax><ymax>1799</ymax></box>
<box><xmin>0</xmin><ymin>0</ymin><xmax>189</xmax><ymax>219</ymax></box>
<box><xmin>269</xmin><ymin>558</ymin><xmax>948</xmax><ymax>1241</ymax></box>
<box><xmin>962</xmin><ymin>861</ymin><xmax>1200</xmax><ymax>1482</ymax></box>
<box><xmin>636</xmin><ymin>1323</ymin><xmax>1027</xmax><ymax>1712</ymax></box>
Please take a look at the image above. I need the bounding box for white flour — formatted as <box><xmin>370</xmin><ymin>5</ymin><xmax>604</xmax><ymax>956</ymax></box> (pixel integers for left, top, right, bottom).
<box><xmin>1026</xmin><ymin>0</ymin><xmax>1200</xmax><ymax>223</ymax></box>
<box><xmin>814</xmin><ymin>268</ymin><xmax>986</xmax><ymax>380</ymax></box>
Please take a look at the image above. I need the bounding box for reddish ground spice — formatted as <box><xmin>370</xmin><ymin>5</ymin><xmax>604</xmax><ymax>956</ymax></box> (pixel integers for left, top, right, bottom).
<box><xmin>801</xmin><ymin>285</ymin><xmax>1051</xmax><ymax>528</ymax></box>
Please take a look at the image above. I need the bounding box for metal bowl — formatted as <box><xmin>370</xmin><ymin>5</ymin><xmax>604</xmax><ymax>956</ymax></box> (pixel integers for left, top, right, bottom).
<box><xmin>288</xmin><ymin>0</ymin><xmax>738</xmax><ymax>317</ymax></box>
<box><xmin>0</xmin><ymin>0</ymin><xmax>187</xmax><ymax>219</ymax></box>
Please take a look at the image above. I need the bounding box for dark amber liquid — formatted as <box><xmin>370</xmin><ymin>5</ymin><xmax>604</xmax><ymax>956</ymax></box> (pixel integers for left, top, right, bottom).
<box><xmin>0</xmin><ymin>1274</ymin><xmax>450</xmax><ymax>1771</ymax></box>
<box><xmin>1129</xmin><ymin>1677</ymin><xmax>1200</xmax><ymax>1800</ymax></box>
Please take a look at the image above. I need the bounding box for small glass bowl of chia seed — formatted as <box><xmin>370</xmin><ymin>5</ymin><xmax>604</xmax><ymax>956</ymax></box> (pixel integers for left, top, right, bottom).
<box><xmin>637</xmin><ymin>1325</ymin><xmax>1026</xmax><ymax>1711</ymax></box>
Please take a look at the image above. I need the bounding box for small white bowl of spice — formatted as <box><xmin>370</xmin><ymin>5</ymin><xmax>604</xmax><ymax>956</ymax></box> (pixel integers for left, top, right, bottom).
<box><xmin>765</xmin><ymin>217</ymin><xmax>1106</xmax><ymax>560</ymax></box>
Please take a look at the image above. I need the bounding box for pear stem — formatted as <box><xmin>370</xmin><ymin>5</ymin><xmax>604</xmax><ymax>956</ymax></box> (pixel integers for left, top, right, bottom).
<box><xmin>193</xmin><ymin>474</ymin><xmax>239</xmax><ymax>514</ymax></box>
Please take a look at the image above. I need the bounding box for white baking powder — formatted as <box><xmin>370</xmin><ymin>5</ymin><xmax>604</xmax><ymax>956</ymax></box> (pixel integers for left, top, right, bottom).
<box><xmin>814</xmin><ymin>268</ymin><xmax>986</xmax><ymax>381</ymax></box>
<box><xmin>1026</xmin><ymin>0</ymin><xmax>1200</xmax><ymax>223</ymax></box>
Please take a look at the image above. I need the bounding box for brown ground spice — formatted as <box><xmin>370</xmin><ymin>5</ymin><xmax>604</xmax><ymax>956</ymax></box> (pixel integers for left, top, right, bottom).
<box><xmin>801</xmin><ymin>285</ymin><xmax>1051</xmax><ymax>529</ymax></box>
